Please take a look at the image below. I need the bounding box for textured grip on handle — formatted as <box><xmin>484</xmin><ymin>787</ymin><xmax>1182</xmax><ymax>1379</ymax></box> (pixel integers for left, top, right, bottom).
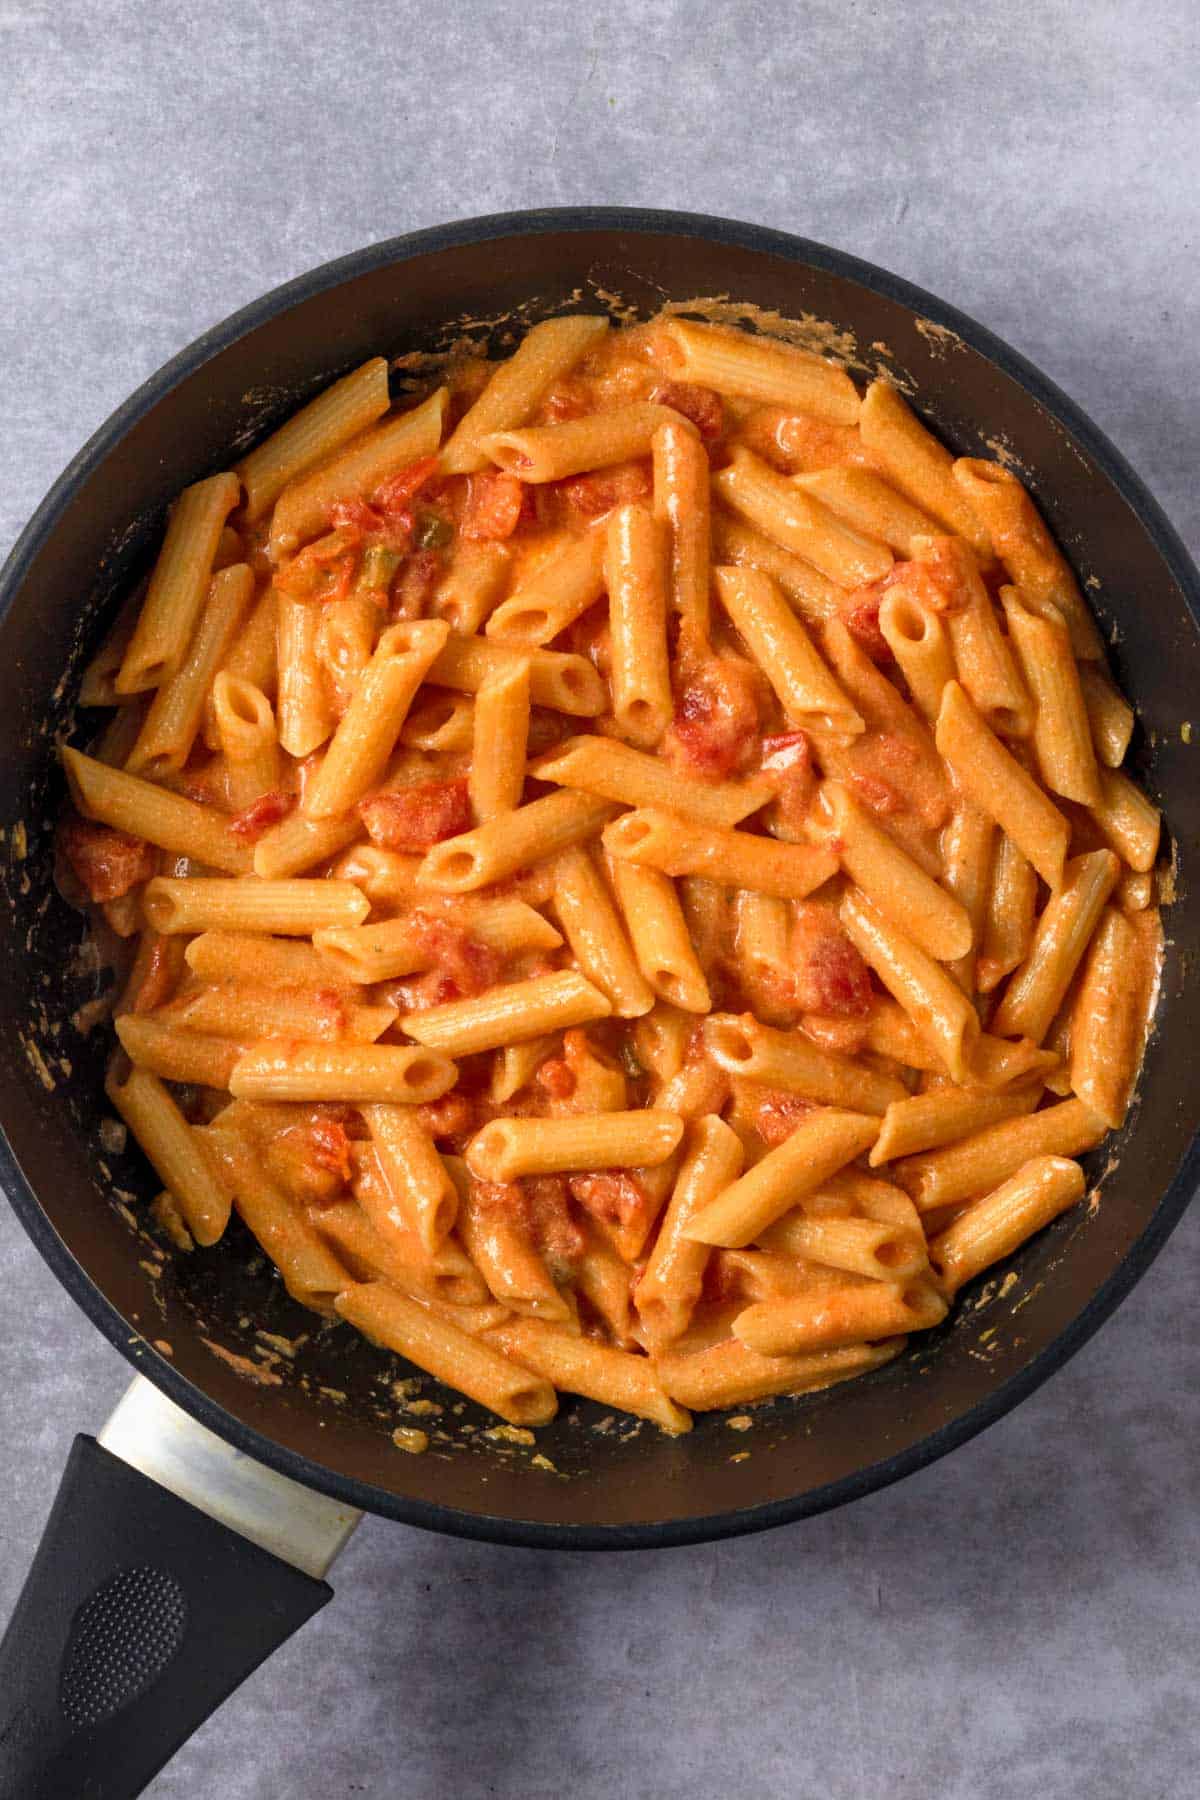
<box><xmin>0</xmin><ymin>1435</ymin><xmax>331</xmax><ymax>1800</ymax></box>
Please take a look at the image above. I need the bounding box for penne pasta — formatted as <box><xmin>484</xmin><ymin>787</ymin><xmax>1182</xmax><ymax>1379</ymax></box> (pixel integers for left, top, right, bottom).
<box><xmin>484</xmin><ymin>529</ymin><xmax>605</xmax><ymax>646</ymax></box>
<box><xmin>1001</xmin><ymin>586</ymin><xmax>1100</xmax><ymax>805</ymax></box>
<box><xmin>303</xmin><ymin>620</ymin><xmax>450</xmax><ymax>817</ymax></box>
<box><xmin>709</xmin><ymin>510</ymin><xmax>842</xmax><ymax>625</ymax></box>
<box><xmin>482</xmin><ymin>402</ymin><xmax>687</xmax><ymax>483</ymax></box>
<box><xmin>533</xmin><ymin>734</ymin><xmax>771</xmax><ymax>828</ymax></box>
<box><xmin>418</xmin><ymin>789</ymin><xmax>616</xmax><ymax>893</ymax></box>
<box><xmin>636</xmin><ymin>1115</ymin><xmax>743</xmax><ymax>1346</ymax></box>
<box><xmin>552</xmin><ymin>846</ymin><xmax>655</xmax><ymax>1019</ymax></box>
<box><xmin>440</xmin><ymin>315</ymin><xmax>609</xmax><ymax>475</ymax></box>
<box><xmin>229</xmin><ymin>1042</ymin><xmax>456</xmax><ymax>1105</ymax></box>
<box><xmin>269</xmin><ymin>388</ymin><xmax>448</xmax><ymax>558</ymax></box>
<box><xmin>990</xmin><ymin>850</ymin><xmax>1119</xmax><ymax>1044</ymax></box>
<box><xmin>815</xmin><ymin>780</ymin><xmax>972</xmax><ymax>961</ymax></box>
<box><xmin>935</xmin><ymin>682</ymin><xmax>1070</xmax><ymax>889</ymax></box>
<box><xmin>237</xmin><ymin>357</ymin><xmax>391</xmax><ymax>523</ymax></box>
<box><xmin>401</xmin><ymin>969</ymin><xmax>609</xmax><ymax>1058</ymax></box>
<box><xmin>732</xmin><ymin>1278</ymin><xmax>947</xmax><ymax>1357</ymax></box>
<box><xmin>715</xmin><ymin>564</ymin><xmax>864</xmax><ymax>737</ymax></box>
<box><xmin>794</xmin><ymin>465</ymin><xmax>940</xmax><ymax>556</ymax></box>
<box><xmin>1088</xmin><ymin>766</ymin><xmax>1161</xmax><ymax>873</ymax></box>
<box><xmin>682</xmin><ymin>1109</ymin><xmax>880</xmax><ymax>1248</ymax></box>
<box><xmin>106</xmin><ymin>1063</ymin><xmax>232</xmax><ymax>1246</ymax></box>
<box><xmin>870</xmin><ymin>1083</ymin><xmax>1041</xmax><ymax>1166</ymax></box>
<box><xmin>859</xmin><ymin>382</ymin><xmax>991</xmax><ymax>558</ymax></box>
<box><xmin>605</xmin><ymin>504</ymin><xmax>672</xmax><ymax>746</ymax></box>
<box><xmin>1068</xmin><ymin>905</ymin><xmax>1160</xmax><ymax>1129</ymax></box>
<box><xmin>895</xmin><ymin>1096</ymin><xmax>1105</xmax><ymax>1213</ymax></box>
<box><xmin>608</xmin><ymin>856</ymin><xmax>711</xmax><ymax>1014</ymax></box>
<box><xmin>660</xmin><ymin>319</ymin><xmax>861</xmax><ymax>423</ymax></box>
<box><xmin>143</xmin><ymin>876</ymin><xmax>368</xmax><ymax>936</ymax></box>
<box><xmin>703</xmin><ymin>1013</ymin><xmax>905</xmax><ymax>1115</ymax></box>
<box><xmin>653</xmin><ymin>418</ymin><xmax>712</xmax><ymax>634</ymax></box>
<box><xmin>951</xmin><ymin>458</ymin><xmax>1105</xmax><ymax>660</ymax></box>
<box><xmin>604</xmin><ymin>807</ymin><xmax>839</xmax><ymax>901</ymax></box>
<box><xmin>466</xmin><ymin>1110</ymin><xmax>683</xmax><ymax>1183</ymax></box>
<box><xmin>429</xmin><ymin>631</ymin><xmax>606</xmax><ymax>717</ymax></box>
<box><xmin>62</xmin><ymin>746</ymin><xmax>251</xmax><ymax>874</ymax></box>
<box><xmin>117</xmin><ymin>473</ymin><xmax>242</xmax><ymax>693</ymax></box>
<box><xmin>929</xmin><ymin>1156</ymin><xmax>1086</xmax><ymax>1296</ymax></box>
<box><xmin>841</xmin><ymin>888</ymin><xmax>980</xmax><ymax>1083</ymax></box>
<box><xmin>715</xmin><ymin>449</ymin><xmax>893</xmax><ymax>589</ymax></box>
<box><xmin>487</xmin><ymin>1317</ymin><xmax>690</xmax><ymax>1434</ymax></box>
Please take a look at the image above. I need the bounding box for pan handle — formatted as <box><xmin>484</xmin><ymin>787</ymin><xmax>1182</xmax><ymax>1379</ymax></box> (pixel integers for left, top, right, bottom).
<box><xmin>0</xmin><ymin>1434</ymin><xmax>332</xmax><ymax>1799</ymax></box>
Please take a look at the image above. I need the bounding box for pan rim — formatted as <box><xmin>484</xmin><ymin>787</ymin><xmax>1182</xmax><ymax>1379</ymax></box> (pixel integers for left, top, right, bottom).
<box><xmin>2</xmin><ymin>205</ymin><xmax>1198</xmax><ymax>1549</ymax></box>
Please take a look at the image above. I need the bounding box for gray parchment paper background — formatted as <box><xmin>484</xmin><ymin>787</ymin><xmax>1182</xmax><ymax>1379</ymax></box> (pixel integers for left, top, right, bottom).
<box><xmin>2</xmin><ymin>3</ymin><xmax>1197</xmax><ymax>1795</ymax></box>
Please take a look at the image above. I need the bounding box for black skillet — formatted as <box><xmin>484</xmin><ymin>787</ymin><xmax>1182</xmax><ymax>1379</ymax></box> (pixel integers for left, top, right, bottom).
<box><xmin>0</xmin><ymin>210</ymin><xmax>1197</xmax><ymax>1799</ymax></box>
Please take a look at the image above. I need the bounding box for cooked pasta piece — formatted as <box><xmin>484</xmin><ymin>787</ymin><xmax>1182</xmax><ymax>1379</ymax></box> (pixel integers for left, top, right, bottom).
<box><xmin>935</xmin><ymin>682</ymin><xmax>1070</xmax><ymax>889</ymax></box>
<box><xmin>533</xmin><ymin>735</ymin><xmax>770</xmax><ymax>827</ymax></box>
<box><xmin>237</xmin><ymin>357</ymin><xmax>391</xmax><ymax>523</ymax></box>
<box><xmin>401</xmin><ymin>970</ymin><xmax>611</xmax><ymax>1057</ymax></box>
<box><xmin>466</xmin><ymin>1110</ymin><xmax>683</xmax><ymax>1183</ymax></box>
<box><xmin>929</xmin><ymin>1156</ymin><xmax>1086</xmax><ymax>1296</ymax></box>
<box><xmin>337</xmin><ymin>1283</ymin><xmax>558</xmax><ymax>1425</ymax></box>
<box><xmin>143</xmin><ymin>876</ymin><xmax>368</xmax><ymax>936</ymax></box>
<box><xmin>117</xmin><ymin>473</ymin><xmax>242</xmax><ymax>693</ymax></box>
<box><xmin>682</xmin><ymin>1109</ymin><xmax>880</xmax><ymax>1248</ymax></box>
<box><xmin>951</xmin><ymin>458</ymin><xmax>1105</xmax><ymax>660</ymax></box>
<box><xmin>715</xmin><ymin>565</ymin><xmax>865</xmax><ymax>737</ymax></box>
<box><xmin>552</xmin><ymin>847</ymin><xmax>655</xmax><ymax>1019</ymax></box>
<box><xmin>484</xmin><ymin>530</ymin><xmax>605</xmax><ymax>645</ymax></box>
<box><xmin>440</xmin><ymin>315</ymin><xmax>608</xmax><ymax>475</ymax></box>
<box><xmin>859</xmin><ymin>382</ymin><xmax>991</xmax><ymax>558</ymax></box>
<box><xmin>604</xmin><ymin>808</ymin><xmax>839</xmax><ymax>901</ymax></box>
<box><xmin>660</xmin><ymin>319</ymin><xmax>860</xmax><ymax>423</ymax></box>
<box><xmin>486</xmin><ymin>1317</ymin><xmax>690</xmax><ymax>1434</ymax></box>
<box><xmin>715</xmin><ymin>449</ymin><xmax>893</xmax><ymax>589</ymax></box>
<box><xmin>1069</xmin><ymin>906</ymin><xmax>1160</xmax><ymax>1129</ymax></box>
<box><xmin>269</xmin><ymin>388</ymin><xmax>448</xmax><ymax>558</ymax></box>
<box><xmin>106</xmin><ymin>1063</ymin><xmax>232</xmax><ymax>1246</ymax></box>
<box><xmin>895</xmin><ymin>1097</ymin><xmax>1105</xmax><ymax>1213</ymax></box>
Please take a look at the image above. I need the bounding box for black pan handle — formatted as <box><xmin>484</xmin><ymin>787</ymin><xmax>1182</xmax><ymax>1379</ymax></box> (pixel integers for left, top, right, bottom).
<box><xmin>0</xmin><ymin>1434</ymin><xmax>332</xmax><ymax>1800</ymax></box>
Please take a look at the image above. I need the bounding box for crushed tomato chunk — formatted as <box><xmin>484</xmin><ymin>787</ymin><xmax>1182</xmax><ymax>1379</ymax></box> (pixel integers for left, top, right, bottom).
<box><xmin>359</xmin><ymin>780</ymin><xmax>472</xmax><ymax>852</ymax></box>
<box><xmin>60</xmin><ymin>817</ymin><xmax>156</xmax><ymax>903</ymax></box>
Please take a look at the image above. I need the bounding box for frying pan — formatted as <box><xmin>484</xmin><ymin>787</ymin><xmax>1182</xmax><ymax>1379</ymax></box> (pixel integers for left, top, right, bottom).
<box><xmin>0</xmin><ymin>209</ymin><xmax>1196</xmax><ymax>1799</ymax></box>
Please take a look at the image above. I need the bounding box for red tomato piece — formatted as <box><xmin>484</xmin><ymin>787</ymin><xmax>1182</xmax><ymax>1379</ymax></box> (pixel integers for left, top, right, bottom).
<box><xmin>792</xmin><ymin>920</ymin><xmax>873</xmax><ymax>1016</ymax></box>
<box><xmin>228</xmin><ymin>791</ymin><xmax>293</xmax><ymax>842</ymax></box>
<box><xmin>839</xmin><ymin>588</ymin><xmax>893</xmax><ymax>664</ymax></box>
<box><xmin>60</xmin><ymin>817</ymin><xmax>156</xmax><ymax>903</ymax></box>
<box><xmin>461</xmin><ymin>470</ymin><xmax>526</xmax><ymax>540</ymax></box>
<box><xmin>567</xmin><ymin>1171</ymin><xmax>647</xmax><ymax>1228</ymax></box>
<box><xmin>130</xmin><ymin>935</ymin><xmax>180</xmax><ymax>1015</ymax></box>
<box><xmin>759</xmin><ymin>729</ymin><xmax>817</xmax><ymax>830</ymax></box>
<box><xmin>330</xmin><ymin>496</ymin><xmax>386</xmax><ymax>536</ymax></box>
<box><xmin>309</xmin><ymin>1117</ymin><xmax>353</xmax><ymax>1184</ymax></box>
<box><xmin>749</xmin><ymin>1087</ymin><xmax>814</xmax><ymax>1146</ymax></box>
<box><xmin>649</xmin><ymin>380</ymin><xmax>724</xmax><ymax>440</ymax></box>
<box><xmin>525</xmin><ymin>1175</ymin><xmax>586</xmax><ymax>1269</ymax></box>
<box><xmin>668</xmin><ymin>656</ymin><xmax>765</xmax><ymax>777</ymax></box>
<box><xmin>359</xmin><ymin>779</ymin><xmax>471</xmax><ymax>852</ymax></box>
<box><xmin>535</xmin><ymin>1057</ymin><xmax>577</xmax><ymax>1101</ymax></box>
<box><xmin>558</xmin><ymin>459</ymin><xmax>653</xmax><ymax>520</ymax></box>
<box><xmin>414</xmin><ymin>1091</ymin><xmax>477</xmax><ymax>1142</ymax></box>
<box><xmin>372</xmin><ymin>455</ymin><xmax>438</xmax><ymax>519</ymax></box>
<box><xmin>389</xmin><ymin>547</ymin><xmax>444</xmax><ymax>619</ymax></box>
